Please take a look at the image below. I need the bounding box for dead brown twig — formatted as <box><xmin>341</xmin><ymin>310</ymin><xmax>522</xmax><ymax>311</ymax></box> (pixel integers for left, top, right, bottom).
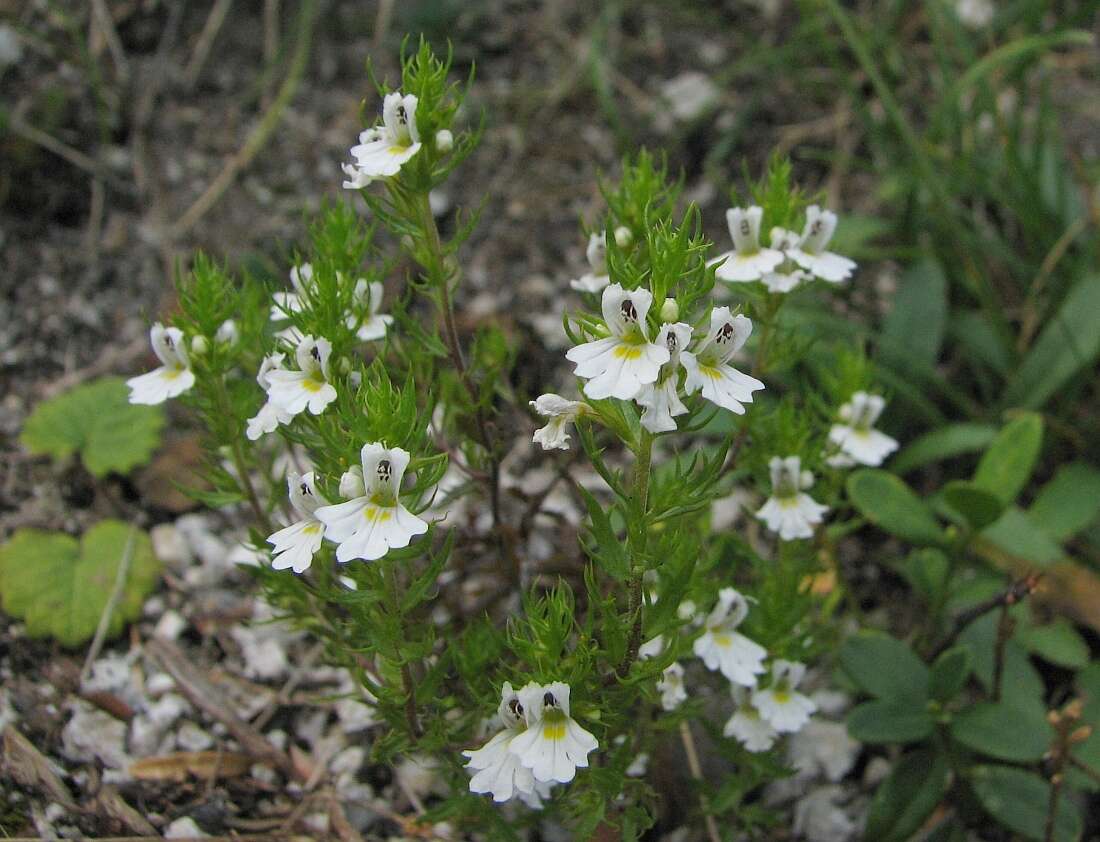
<box><xmin>927</xmin><ymin>573</ymin><xmax>1041</xmax><ymax>660</ymax></box>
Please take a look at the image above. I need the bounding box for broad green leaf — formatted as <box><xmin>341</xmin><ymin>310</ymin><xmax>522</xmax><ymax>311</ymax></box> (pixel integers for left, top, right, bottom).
<box><xmin>1029</xmin><ymin>462</ymin><xmax>1100</xmax><ymax>541</ymax></box>
<box><xmin>0</xmin><ymin>521</ymin><xmax>161</xmax><ymax>648</ymax></box>
<box><xmin>839</xmin><ymin>632</ymin><xmax>929</xmax><ymax>700</ymax></box>
<box><xmin>892</xmin><ymin>423</ymin><xmax>997</xmax><ymax>475</ymax></box>
<box><xmin>880</xmin><ymin>258</ymin><xmax>948</xmax><ymax>375</ymax></box>
<box><xmin>1002</xmin><ymin>274</ymin><xmax>1100</xmax><ymax>410</ymax></box>
<box><xmin>950</xmin><ymin>701</ymin><xmax>1053</xmax><ymax>762</ymax></box>
<box><xmin>1016</xmin><ymin>620</ymin><xmax>1090</xmax><ymax>669</ymax></box>
<box><xmin>958</xmin><ymin>612</ymin><xmax>1045</xmax><ymax>716</ymax></box>
<box><xmin>1078</xmin><ymin>662</ymin><xmax>1100</xmax><ymax>723</ymax></box>
<box><xmin>847</xmin><ymin>470</ymin><xmax>947</xmax><ymax>547</ymax></box>
<box><xmin>981</xmin><ymin>507</ymin><xmax>1063</xmax><ymax>566</ymax></box>
<box><xmin>1069</xmin><ymin>730</ymin><xmax>1100</xmax><ymax>793</ymax></box>
<box><xmin>969</xmin><ymin>765</ymin><xmax>1082</xmax><ymax>842</ymax></box>
<box><xmin>973</xmin><ymin>413</ymin><xmax>1043</xmax><ymax>505</ymax></box>
<box><xmin>929</xmin><ymin>646</ymin><xmax>971</xmax><ymax>702</ymax></box>
<box><xmin>864</xmin><ymin>749</ymin><xmax>950</xmax><ymax>842</ymax></box>
<box><xmin>900</xmin><ymin>548</ymin><xmax>949</xmax><ymax>607</ymax></box>
<box><xmin>847</xmin><ymin>700</ymin><xmax>934</xmax><ymax>744</ymax></box>
<box><xmin>20</xmin><ymin>376</ymin><xmax>165</xmax><ymax>477</ymax></box>
<box><xmin>942</xmin><ymin>480</ymin><xmax>1005</xmax><ymax>531</ymax></box>
<box><xmin>949</xmin><ymin>310</ymin><xmax>1012</xmax><ymax>377</ymax></box>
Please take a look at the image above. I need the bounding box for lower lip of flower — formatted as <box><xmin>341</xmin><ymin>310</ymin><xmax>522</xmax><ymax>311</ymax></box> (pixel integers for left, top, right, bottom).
<box><xmin>303</xmin><ymin>378</ymin><xmax>325</xmax><ymax>393</ymax></box>
<box><xmin>613</xmin><ymin>343</ymin><xmax>643</xmax><ymax>361</ymax></box>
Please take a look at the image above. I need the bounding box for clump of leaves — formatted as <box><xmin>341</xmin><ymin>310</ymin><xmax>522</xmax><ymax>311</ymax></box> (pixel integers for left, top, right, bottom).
<box><xmin>21</xmin><ymin>376</ymin><xmax>165</xmax><ymax>477</ymax></box>
<box><xmin>0</xmin><ymin>520</ymin><xmax>161</xmax><ymax>647</ymax></box>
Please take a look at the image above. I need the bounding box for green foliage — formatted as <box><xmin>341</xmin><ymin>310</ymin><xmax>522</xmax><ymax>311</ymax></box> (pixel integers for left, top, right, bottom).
<box><xmin>864</xmin><ymin>750</ymin><xmax>950</xmax><ymax>842</ymax></box>
<box><xmin>949</xmin><ymin>701</ymin><xmax>1052</xmax><ymax>762</ymax></box>
<box><xmin>972</xmin><ymin>412</ymin><xmax>1043</xmax><ymax>505</ymax></box>
<box><xmin>968</xmin><ymin>765</ymin><xmax>1081</xmax><ymax>842</ymax></box>
<box><xmin>928</xmin><ymin>646</ymin><xmax>971</xmax><ymax>702</ymax></box>
<box><xmin>21</xmin><ymin>376</ymin><xmax>165</xmax><ymax>476</ymax></box>
<box><xmin>846</xmin><ymin>470</ymin><xmax>946</xmax><ymax>547</ymax></box>
<box><xmin>891</xmin><ymin>423</ymin><xmax>997</xmax><ymax>475</ymax></box>
<box><xmin>1028</xmin><ymin>462</ymin><xmax>1100</xmax><ymax>542</ymax></box>
<box><xmin>0</xmin><ymin>521</ymin><xmax>160</xmax><ymax>647</ymax></box>
<box><xmin>879</xmin><ymin>258</ymin><xmax>948</xmax><ymax>378</ymax></box>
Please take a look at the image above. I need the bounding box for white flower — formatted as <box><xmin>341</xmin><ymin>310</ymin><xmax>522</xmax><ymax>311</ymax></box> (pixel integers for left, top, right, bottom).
<box><xmin>127</xmin><ymin>323</ymin><xmax>195</xmax><ymax>405</ymax></box>
<box><xmin>635</xmin><ymin>322</ymin><xmax>692</xmax><ymax>433</ymax></box>
<box><xmin>531</xmin><ymin>394</ymin><xmax>588</xmax><ymax>450</ymax></box>
<box><xmin>508</xmin><ymin>681</ymin><xmax>598</xmax><ymax>784</ymax></box>
<box><xmin>752</xmin><ymin>660</ymin><xmax>816</xmax><ymax>733</ymax></box>
<box><xmin>956</xmin><ymin>0</ymin><xmax>994</xmax><ymax>27</ymax></box>
<box><xmin>681</xmin><ymin>308</ymin><xmax>765</xmax><ymax>415</ymax></box>
<box><xmin>713</xmin><ymin>206</ymin><xmax>784</xmax><ymax>282</ymax></box>
<box><xmin>693</xmin><ymin>588</ymin><xmax>767</xmax><ymax>687</ymax></box>
<box><xmin>435</xmin><ymin>128</ymin><xmax>454</xmax><ymax>153</ymax></box>
<box><xmin>215</xmin><ymin>319</ymin><xmax>238</xmax><ymax>344</ymax></box>
<box><xmin>348</xmin><ymin>92</ymin><xmax>422</xmax><ymax>179</ymax></box>
<box><xmin>314</xmin><ymin>443</ymin><xmax>429</xmax><ymax>563</ymax></box>
<box><xmin>267</xmin><ymin>472</ymin><xmax>328</xmax><ymax>574</ymax></box>
<box><xmin>827</xmin><ymin>391</ymin><xmax>898</xmax><ymax>467</ymax></box>
<box><xmin>246</xmin><ymin>353</ymin><xmax>295</xmax><ymax>440</ymax></box>
<box><xmin>265</xmin><ymin>335</ymin><xmax>338</xmax><ymax>416</ymax></box>
<box><xmin>637</xmin><ymin>635</ymin><xmax>665</xmax><ymax>660</ymax></box>
<box><xmin>787</xmin><ymin>206</ymin><xmax>857</xmax><ymax>283</ymax></box>
<box><xmin>761</xmin><ymin>269</ymin><xmax>807</xmax><ymax>294</ymax></box>
<box><xmin>464</xmin><ymin>682</ymin><xmax>542</xmax><ymax>804</ymax></box>
<box><xmin>769</xmin><ymin>227</ymin><xmax>801</xmax><ymax>252</ymax></box>
<box><xmin>341</xmin><ymin>161</ymin><xmax>374</xmax><ymax>190</ymax></box>
<box><xmin>566</xmin><ymin>284</ymin><xmax>670</xmax><ymax>401</ymax></box>
<box><xmin>347</xmin><ymin>278</ymin><xmax>394</xmax><ymax>342</ymax></box>
<box><xmin>656</xmin><ymin>663</ymin><xmax>687</xmax><ymax>711</ymax></box>
<box><xmin>756</xmin><ymin>456</ymin><xmax>829</xmax><ymax>541</ymax></box>
<box><xmin>570</xmin><ymin>232</ymin><xmax>610</xmax><ymax>293</ymax></box>
<box><xmin>270</xmin><ymin>263</ymin><xmax>313</xmax><ymax>320</ymax></box>
<box><xmin>724</xmin><ymin>686</ymin><xmax>778</xmax><ymax>752</ymax></box>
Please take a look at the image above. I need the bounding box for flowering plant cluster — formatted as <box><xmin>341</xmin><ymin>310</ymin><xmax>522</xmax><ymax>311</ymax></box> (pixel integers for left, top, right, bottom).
<box><xmin>123</xmin><ymin>41</ymin><xmax>896</xmax><ymax>838</ymax></box>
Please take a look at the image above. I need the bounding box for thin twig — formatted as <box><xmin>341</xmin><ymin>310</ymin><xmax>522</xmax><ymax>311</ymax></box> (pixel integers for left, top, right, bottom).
<box><xmin>8</xmin><ymin>115</ymin><xmax>131</xmax><ymax>194</ymax></box>
<box><xmin>184</xmin><ymin>0</ymin><xmax>234</xmax><ymax>88</ymax></box>
<box><xmin>373</xmin><ymin>0</ymin><xmax>395</xmax><ymax>48</ymax></box>
<box><xmin>679</xmin><ymin>721</ymin><xmax>722</xmax><ymax>842</ymax></box>
<box><xmin>264</xmin><ymin>0</ymin><xmax>281</xmax><ymax>65</ymax></box>
<box><xmin>168</xmin><ymin>0</ymin><xmax>316</xmax><ymax>239</ymax></box>
<box><xmin>928</xmin><ymin>573</ymin><xmax>1040</xmax><ymax>660</ymax></box>
<box><xmin>89</xmin><ymin>0</ymin><xmax>129</xmax><ymax>80</ymax></box>
<box><xmin>80</xmin><ymin>526</ymin><xmax>137</xmax><ymax>685</ymax></box>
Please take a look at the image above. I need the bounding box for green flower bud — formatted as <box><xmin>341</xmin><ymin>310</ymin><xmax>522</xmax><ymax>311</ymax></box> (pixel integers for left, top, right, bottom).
<box><xmin>660</xmin><ymin>297</ymin><xmax>679</xmax><ymax>322</ymax></box>
<box><xmin>190</xmin><ymin>335</ymin><xmax>209</xmax><ymax>356</ymax></box>
<box><xmin>614</xmin><ymin>226</ymin><xmax>633</xmax><ymax>248</ymax></box>
<box><xmin>435</xmin><ymin>129</ymin><xmax>454</xmax><ymax>152</ymax></box>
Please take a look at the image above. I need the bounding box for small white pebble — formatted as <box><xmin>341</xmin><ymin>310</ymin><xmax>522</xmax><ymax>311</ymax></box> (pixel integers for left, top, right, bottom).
<box><xmin>165</xmin><ymin>816</ymin><xmax>207</xmax><ymax>839</ymax></box>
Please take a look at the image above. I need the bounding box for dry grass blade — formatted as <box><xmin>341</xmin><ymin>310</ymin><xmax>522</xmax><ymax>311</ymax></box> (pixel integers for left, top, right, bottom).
<box><xmin>2</xmin><ymin>725</ymin><xmax>77</xmax><ymax>810</ymax></box>
<box><xmin>94</xmin><ymin>785</ymin><xmax>158</xmax><ymax>835</ymax></box>
<box><xmin>129</xmin><ymin>750</ymin><xmax>254</xmax><ymax>781</ymax></box>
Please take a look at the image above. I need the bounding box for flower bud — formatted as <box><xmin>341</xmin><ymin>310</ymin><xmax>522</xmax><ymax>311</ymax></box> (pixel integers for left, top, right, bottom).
<box><xmin>215</xmin><ymin>319</ymin><xmax>238</xmax><ymax>344</ymax></box>
<box><xmin>1070</xmin><ymin>725</ymin><xmax>1093</xmax><ymax>744</ymax></box>
<box><xmin>339</xmin><ymin>356</ymin><xmax>352</xmax><ymax>374</ymax></box>
<box><xmin>614</xmin><ymin>226</ymin><xmax>633</xmax><ymax>248</ymax></box>
<box><xmin>435</xmin><ymin>129</ymin><xmax>454</xmax><ymax>153</ymax></box>
<box><xmin>190</xmin><ymin>335</ymin><xmax>209</xmax><ymax>356</ymax></box>
<box><xmin>659</xmin><ymin>297</ymin><xmax>679</xmax><ymax>322</ymax></box>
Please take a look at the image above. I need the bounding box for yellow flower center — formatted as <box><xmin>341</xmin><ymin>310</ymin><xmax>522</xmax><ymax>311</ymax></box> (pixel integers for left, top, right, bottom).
<box><xmin>542</xmin><ymin>709</ymin><xmax>567</xmax><ymax>741</ymax></box>
<box><xmin>302</xmin><ymin>377</ymin><xmax>325</xmax><ymax>393</ymax></box>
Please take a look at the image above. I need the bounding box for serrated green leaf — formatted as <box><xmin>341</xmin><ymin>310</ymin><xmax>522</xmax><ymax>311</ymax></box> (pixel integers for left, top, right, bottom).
<box><xmin>864</xmin><ymin>749</ymin><xmax>950</xmax><ymax>842</ymax></box>
<box><xmin>892</xmin><ymin>423</ymin><xmax>998</xmax><ymax>475</ymax></box>
<box><xmin>950</xmin><ymin>701</ymin><xmax>1053</xmax><ymax>762</ymax></box>
<box><xmin>847</xmin><ymin>700</ymin><xmax>934</xmax><ymax>743</ymax></box>
<box><xmin>20</xmin><ymin>377</ymin><xmax>165</xmax><ymax>477</ymax></box>
<box><xmin>1015</xmin><ymin>620</ymin><xmax>1089</xmax><ymax>669</ymax></box>
<box><xmin>982</xmin><ymin>507</ymin><xmax>1063</xmax><ymax>566</ymax></box>
<box><xmin>847</xmin><ymin>470</ymin><xmax>947</xmax><ymax>547</ymax></box>
<box><xmin>973</xmin><ymin>413</ymin><xmax>1043</xmax><ymax>505</ymax></box>
<box><xmin>0</xmin><ymin>521</ymin><xmax>161</xmax><ymax>647</ymax></box>
<box><xmin>943</xmin><ymin>480</ymin><xmax>1005</xmax><ymax>531</ymax></box>
<box><xmin>839</xmin><ymin>632</ymin><xmax>929</xmax><ymax>701</ymax></box>
<box><xmin>880</xmin><ymin>258</ymin><xmax>947</xmax><ymax>375</ymax></box>
<box><xmin>1001</xmin><ymin>274</ymin><xmax>1100</xmax><ymax>411</ymax></box>
<box><xmin>1028</xmin><ymin>462</ymin><xmax>1100</xmax><ymax>541</ymax></box>
<box><xmin>929</xmin><ymin>646</ymin><xmax>971</xmax><ymax>702</ymax></box>
<box><xmin>969</xmin><ymin>765</ymin><xmax>1081</xmax><ymax>842</ymax></box>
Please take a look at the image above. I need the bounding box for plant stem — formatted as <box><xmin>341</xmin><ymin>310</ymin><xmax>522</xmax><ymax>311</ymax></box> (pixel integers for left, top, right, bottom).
<box><xmin>216</xmin><ymin>376</ymin><xmax>272</xmax><ymax>534</ymax></box>
<box><xmin>927</xmin><ymin>573</ymin><xmax>1039</xmax><ymax>660</ymax></box>
<box><xmin>387</xmin><ymin>562</ymin><xmax>421</xmax><ymax>739</ymax></box>
<box><xmin>415</xmin><ymin>192</ymin><xmax>506</xmax><ymax>542</ymax></box>
<box><xmin>617</xmin><ymin>429</ymin><xmax>654</xmax><ymax>678</ymax></box>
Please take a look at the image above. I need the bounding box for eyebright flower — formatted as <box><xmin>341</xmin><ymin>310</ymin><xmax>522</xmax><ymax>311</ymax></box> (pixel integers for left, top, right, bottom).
<box><xmin>713</xmin><ymin>206</ymin><xmax>784</xmax><ymax>283</ymax></box>
<box><xmin>827</xmin><ymin>391</ymin><xmax>898</xmax><ymax>467</ymax></box>
<box><xmin>264</xmin><ymin>335</ymin><xmax>338</xmax><ymax>416</ymax></box>
<box><xmin>787</xmin><ymin>206</ymin><xmax>857</xmax><ymax>283</ymax></box>
<box><xmin>657</xmin><ymin>663</ymin><xmax>688</xmax><ymax>711</ymax></box>
<box><xmin>693</xmin><ymin>588</ymin><xmax>767</xmax><ymax>687</ymax></box>
<box><xmin>681</xmin><ymin>308</ymin><xmax>765</xmax><ymax>415</ymax></box>
<box><xmin>267</xmin><ymin>472</ymin><xmax>328</xmax><ymax>574</ymax></box>
<box><xmin>752</xmin><ymin>660</ymin><xmax>817</xmax><ymax>733</ymax></box>
<box><xmin>346</xmin><ymin>278</ymin><xmax>393</xmax><ymax>342</ymax></box>
<box><xmin>215</xmin><ymin>319</ymin><xmax>238</xmax><ymax>345</ymax></box>
<box><xmin>569</xmin><ymin>232</ymin><xmax>610</xmax><ymax>294</ymax></box>
<box><xmin>756</xmin><ymin>456</ymin><xmax>829</xmax><ymax>541</ymax></box>
<box><xmin>508</xmin><ymin>681</ymin><xmax>598</xmax><ymax>784</ymax></box>
<box><xmin>566</xmin><ymin>284</ymin><xmax>670</xmax><ymax>401</ymax></box>
<box><xmin>761</xmin><ymin>268</ymin><xmax>807</xmax><ymax>294</ymax></box>
<box><xmin>724</xmin><ymin>686</ymin><xmax>778</xmax><ymax>752</ymax></box>
<box><xmin>246</xmin><ymin>353</ymin><xmax>294</xmax><ymax>440</ymax></box>
<box><xmin>314</xmin><ymin>443</ymin><xmax>429</xmax><ymax>563</ymax></box>
<box><xmin>531</xmin><ymin>394</ymin><xmax>588</xmax><ymax>451</ymax></box>
<box><xmin>464</xmin><ymin>682</ymin><xmax>545</xmax><ymax>804</ymax></box>
<box><xmin>270</xmin><ymin>263</ymin><xmax>313</xmax><ymax>320</ymax></box>
<box><xmin>638</xmin><ymin>635</ymin><xmax>665</xmax><ymax>660</ymax></box>
<box><xmin>635</xmin><ymin>322</ymin><xmax>693</xmax><ymax>433</ymax></box>
<box><xmin>127</xmin><ymin>323</ymin><xmax>195</xmax><ymax>405</ymax></box>
<box><xmin>347</xmin><ymin>92</ymin><xmax>422</xmax><ymax>179</ymax></box>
